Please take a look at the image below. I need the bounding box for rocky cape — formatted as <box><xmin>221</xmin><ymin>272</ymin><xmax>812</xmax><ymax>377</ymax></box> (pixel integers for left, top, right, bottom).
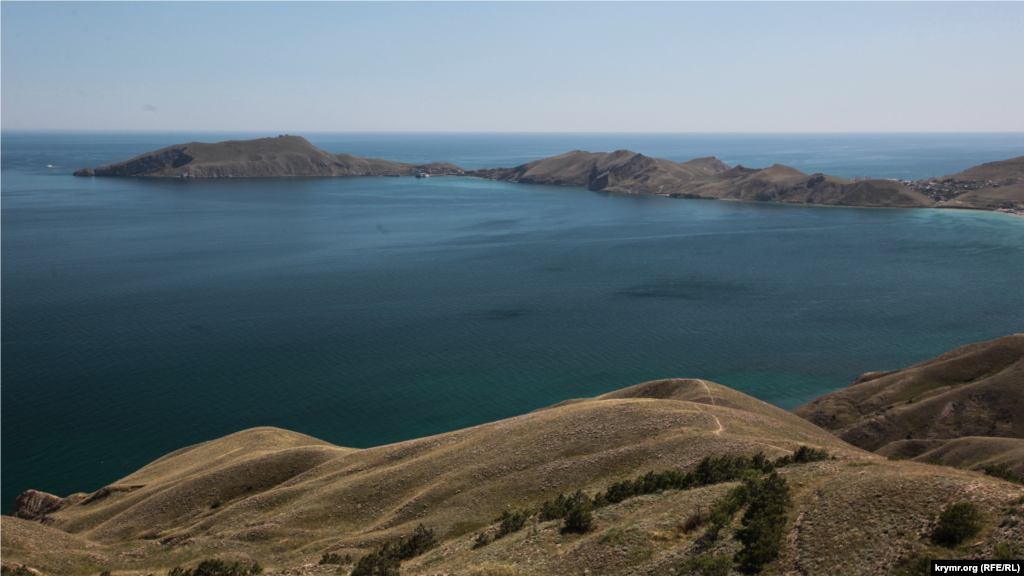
<box><xmin>84</xmin><ymin>135</ymin><xmax>463</xmax><ymax>178</ymax></box>
<box><xmin>4</xmin><ymin>336</ymin><xmax>1023</xmax><ymax>576</ymax></box>
<box><xmin>466</xmin><ymin>149</ymin><xmax>936</xmax><ymax>208</ymax></box>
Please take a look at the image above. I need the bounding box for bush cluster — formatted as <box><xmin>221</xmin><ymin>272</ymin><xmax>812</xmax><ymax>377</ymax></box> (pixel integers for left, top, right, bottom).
<box><xmin>495</xmin><ymin>509</ymin><xmax>531</xmax><ymax>538</ymax></box>
<box><xmin>680</xmin><ymin>472</ymin><xmax>792</xmax><ymax>574</ymax></box>
<box><xmin>168</xmin><ymin>559</ymin><xmax>263</xmax><ymax>576</ymax></box>
<box><xmin>1</xmin><ymin>565</ymin><xmax>35</xmax><ymax>576</ymax></box>
<box><xmin>350</xmin><ymin>524</ymin><xmax>438</xmax><ymax>576</ymax></box>
<box><xmin>773</xmin><ymin>446</ymin><xmax>832</xmax><ymax>468</ymax></box>
<box><xmin>474</xmin><ymin>447</ymin><xmax>823</xmax><ymax>561</ymax></box>
<box><xmin>984</xmin><ymin>462</ymin><xmax>1024</xmax><ymax>485</ymax></box>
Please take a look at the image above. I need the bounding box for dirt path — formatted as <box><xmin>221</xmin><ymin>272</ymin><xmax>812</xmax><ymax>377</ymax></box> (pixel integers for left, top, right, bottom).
<box><xmin>696</xmin><ymin>379</ymin><xmax>724</xmax><ymax>436</ymax></box>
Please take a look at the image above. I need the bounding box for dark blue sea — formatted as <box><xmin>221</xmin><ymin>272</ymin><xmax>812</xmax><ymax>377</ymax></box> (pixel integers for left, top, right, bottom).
<box><xmin>3</xmin><ymin>132</ymin><xmax>1023</xmax><ymax>512</ymax></box>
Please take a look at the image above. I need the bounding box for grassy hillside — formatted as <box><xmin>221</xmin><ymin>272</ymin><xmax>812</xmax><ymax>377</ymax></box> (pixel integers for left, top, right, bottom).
<box><xmin>5</xmin><ymin>370</ymin><xmax>1024</xmax><ymax>576</ymax></box>
<box><xmin>793</xmin><ymin>334</ymin><xmax>1024</xmax><ymax>473</ymax></box>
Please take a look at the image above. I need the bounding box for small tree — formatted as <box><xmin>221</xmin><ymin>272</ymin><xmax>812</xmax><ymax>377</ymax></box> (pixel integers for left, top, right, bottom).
<box><xmin>562</xmin><ymin>502</ymin><xmax>593</xmax><ymax>534</ymax></box>
<box><xmin>932</xmin><ymin>502</ymin><xmax>983</xmax><ymax>547</ymax></box>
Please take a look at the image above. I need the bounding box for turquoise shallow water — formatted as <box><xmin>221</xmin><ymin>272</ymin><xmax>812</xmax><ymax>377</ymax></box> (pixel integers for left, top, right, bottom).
<box><xmin>2</xmin><ymin>132</ymin><xmax>1023</xmax><ymax>511</ymax></box>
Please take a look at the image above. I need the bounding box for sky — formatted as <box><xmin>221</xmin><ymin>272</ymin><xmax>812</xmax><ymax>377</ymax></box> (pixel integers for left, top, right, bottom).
<box><xmin>2</xmin><ymin>2</ymin><xmax>1023</xmax><ymax>133</ymax></box>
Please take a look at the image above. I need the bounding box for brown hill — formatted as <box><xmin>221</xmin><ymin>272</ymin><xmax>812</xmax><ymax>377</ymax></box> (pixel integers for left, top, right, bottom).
<box><xmin>876</xmin><ymin>437</ymin><xmax>1024</xmax><ymax>473</ymax></box>
<box><xmin>90</xmin><ymin>135</ymin><xmax>463</xmax><ymax>178</ymax></box>
<box><xmin>475</xmin><ymin>149</ymin><xmax>731</xmax><ymax>194</ymax></box>
<box><xmin>793</xmin><ymin>334</ymin><xmax>1024</xmax><ymax>473</ymax></box>
<box><xmin>945</xmin><ymin>156</ymin><xmax>1024</xmax><ymax>182</ymax></box>
<box><xmin>934</xmin><ymin>156</ymin><xmax>1024</xmax><ymax>211</ymax></box>
<box><xmin>679</xmin><ymin>164</ymin><xmax>933</xmax><ymax>207</ymax></box>
<box><xmin>5</xmin><ymin>375</ymin><xmax>1024</xmax><ymax>576</ymax></box>
<box><xmin>471</xmin><ymin>152</ymin><xmax>935</xmax><ymax>208</ymax></box>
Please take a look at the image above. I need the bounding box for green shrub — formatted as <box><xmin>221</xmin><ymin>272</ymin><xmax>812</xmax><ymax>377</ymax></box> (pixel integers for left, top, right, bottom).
<box><xmin>1</xmin><ymin>565</ymin><xmax>36</xmax><ymax>576</ymax></box>
<box><xmin>168</xmin><ymin>559</ymin><xmax>263</xmax><ymax>576</ymax></box>
<box><xmin>774</xmin><ymin>446</ymin><xmax>832</xmax><ymax>468</ymax></box>
<box><xmin>932</xmin><ymin>502</ymin><xmax>983</xmax><ymax>547</ymax></box>
<box><xmin>350</xmin><ymin>546</ymin><xmax>399</xmax><ymax>576</ymax></box>
<box><xmin>791</xmin><ymin>446</ymin><xmax>832</xmax><ymax>464</ymax></box>
<box><xmin>391</xmin><ymin>524</ymin><xmax>437</xmax><ymax>560</ymax></box>
<box><xmin>349</xmin><ymin>524</ymin><xmax>436</xmax><ymax>575</ymax></box>
<box><xmin>495</xmin><ymin>509</ymin><xmax>530</xmax><ymax>539</ymax></box>
<box><xmin>984</xmin><ymin>463</ymin><xmax>1024</xmax><ymax>485</ymax></box>
<box><xmin>561</xmin><ymin>502</ymin><xmax>593</xmax><ymax>534</ymax></box>
<box><xmin>540</xmin><ymin>490</ymin><xmax>590</xmax><ymax>521</ymax></box>
<box><xmin>472</xmin><ymin>532</ymin><xmax>493</xmax><ymax>549</ymax></box>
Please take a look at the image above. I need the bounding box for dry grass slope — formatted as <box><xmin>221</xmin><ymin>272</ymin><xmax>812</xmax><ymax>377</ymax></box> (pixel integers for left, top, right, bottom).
<box><xmin>6</xmin><ymin>366</ymin><xmax>1024</xmax><ymax>576</ymax></box>
<box><xmin>793</xmin><ymin>334</ymin><xmax>1024</xmax><ymax>472</ymax></box>
<box><xmin>3</xmin><ymin>379</ymin><xmax>864</xmax><ymax>574</ymax></box>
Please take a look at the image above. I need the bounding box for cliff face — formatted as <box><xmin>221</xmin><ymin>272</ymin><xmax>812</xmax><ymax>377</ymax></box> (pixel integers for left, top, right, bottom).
<box><xmin>471</xmin><ymin>152</ymin><xmax>935</xmax><ymax>208</ymax></box>
<box><xmin>91</xmin><ymin>135</ymin><xmax>464</xmax><ymax>178</ymax></box>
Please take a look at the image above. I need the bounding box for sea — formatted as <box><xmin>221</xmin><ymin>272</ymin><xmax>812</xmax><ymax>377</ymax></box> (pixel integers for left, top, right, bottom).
<box><xmin>2</xmin><ymin>132</ymin><xmax>1023</xmax><ymax>512</ymax></box>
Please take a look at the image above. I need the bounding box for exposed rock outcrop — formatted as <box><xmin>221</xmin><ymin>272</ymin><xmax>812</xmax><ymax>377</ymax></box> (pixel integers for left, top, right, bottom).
<box><xmin>8</xmin><ymin>490</ymin><xmax>66</xmax><ymax>522</ymax></box>
<box><xmin>72</xmin><ymin>168</ymin><xmax>94</xmax><ymax>177</ymax></box>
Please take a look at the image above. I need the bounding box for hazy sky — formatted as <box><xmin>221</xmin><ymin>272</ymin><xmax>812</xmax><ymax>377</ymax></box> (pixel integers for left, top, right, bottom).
<box><xmin>3</xmin><ymin>2</ymin><xmax>1022</xmax><ymax>132</ymax></box>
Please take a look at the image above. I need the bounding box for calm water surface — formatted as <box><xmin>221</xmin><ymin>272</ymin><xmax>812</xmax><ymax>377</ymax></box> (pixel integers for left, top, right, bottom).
<box><xmin>2</xmin><ymin>132</ymin><xmax>1023</xmax><ymax>511</ymax></box>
